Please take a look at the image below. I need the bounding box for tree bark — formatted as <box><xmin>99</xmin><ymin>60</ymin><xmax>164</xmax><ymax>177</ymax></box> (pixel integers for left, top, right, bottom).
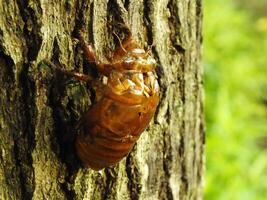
<box><xmin>0</xmin><ymin>0</ymin><xmax>203</xmax><ymax>199</ymax></box>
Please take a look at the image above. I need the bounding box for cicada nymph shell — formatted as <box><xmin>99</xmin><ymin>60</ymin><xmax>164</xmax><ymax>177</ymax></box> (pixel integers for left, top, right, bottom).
<box><xmin>75</xmin><ymin>30</ymin><xmax>159</xmax><ymax>170</ymax></box>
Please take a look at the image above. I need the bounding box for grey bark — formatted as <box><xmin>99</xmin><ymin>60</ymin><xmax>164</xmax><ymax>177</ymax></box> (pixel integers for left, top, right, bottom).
<box><xmin>0</xmin><ymin>0</ymin><xmax>204</xmax><ymax>199</ymax></box>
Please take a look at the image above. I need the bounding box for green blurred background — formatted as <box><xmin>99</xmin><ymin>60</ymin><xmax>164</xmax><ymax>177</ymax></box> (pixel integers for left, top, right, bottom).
<box><xmin>204</xmin><ymin>0</ymin><xmax>267</xmax><ymax>199</ymax></box>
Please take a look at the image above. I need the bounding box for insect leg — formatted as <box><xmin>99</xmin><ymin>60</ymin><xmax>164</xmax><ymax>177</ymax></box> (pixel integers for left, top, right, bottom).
<box><xmin>77</xmin><ymin>32</ymin><xmax>114</xmax><ymax>76</ymax></box>
<box><xmin>77</xmin><ymin>32</ymin><xmax>99</xmax><ymax>65</ymax></box>
<box><xmin>113</xmin><ymin>32</ymin><xmax>127</xmax><ymax>54</ymax></box>
<box><xmin>43</xmin><ymin>60</ymin><xmax>93</xmax><ymax>82</ymax></box>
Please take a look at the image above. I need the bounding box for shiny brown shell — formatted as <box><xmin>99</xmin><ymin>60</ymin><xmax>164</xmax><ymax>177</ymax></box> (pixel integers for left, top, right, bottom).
<box><xmin>75</xmin><ymin>31</ymin><xmax>159</xmax><ymax>170</ymax></box>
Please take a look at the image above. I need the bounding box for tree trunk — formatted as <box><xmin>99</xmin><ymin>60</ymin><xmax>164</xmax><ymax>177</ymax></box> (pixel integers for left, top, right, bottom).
<box><xmin>0</xmin><ymin>0</ymin><xmax>203</xmax><ymax>199</ymax></box>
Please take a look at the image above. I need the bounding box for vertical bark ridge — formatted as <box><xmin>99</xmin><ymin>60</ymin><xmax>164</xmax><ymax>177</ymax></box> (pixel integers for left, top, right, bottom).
<box><xmin>24</xmin><ymin>0</ymin><xmax>77</xmax><ymax>199</ymax></box>
<box><xmin>195</xmin><ymin>0</ymin><xmax>204</xmax><ymax>198</ymax></box>
<box><xmin>148</xmin><ymin>0</ymin><xmax>181</xmax><ymax>199</ymax></box>
<box><xmin>0</xmin><ymin>0</ymin><xmax>31</xmax><ymax>199</ymax></box>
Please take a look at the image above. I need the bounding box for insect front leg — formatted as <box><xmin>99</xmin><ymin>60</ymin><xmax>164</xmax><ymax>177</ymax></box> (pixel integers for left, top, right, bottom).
<box><xmin>77</xmin><ymin>32</ymin><xmax>99</xmax><ymax>65</ymax></box>
<box><xmin>77</xmin><ymin>32</ymin><xmax>117</xmax><ymax>77</ymax></box>
<box><xmin>43</xmin><ymin>60</ymin><xmax>93</xmax><ymax>82</ymax></box>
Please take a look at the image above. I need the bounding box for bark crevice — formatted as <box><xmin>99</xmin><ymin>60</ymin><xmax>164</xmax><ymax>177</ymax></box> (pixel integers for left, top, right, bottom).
<box><xmin>126</xmin><ymin>154</ymin><xmax>142</xmax><ymax>200</ymax></box>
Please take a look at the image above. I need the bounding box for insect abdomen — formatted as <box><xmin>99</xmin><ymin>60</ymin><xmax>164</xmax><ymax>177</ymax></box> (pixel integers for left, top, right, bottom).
<box><xmin>75</xmin><ymin>92</ymin><xmax>158</xmax><ymax>170</ymax></box>
<box><xmin>76</xmin><ymin>135</ymin><xmax>135</xmax><ymax>170</ymax></box>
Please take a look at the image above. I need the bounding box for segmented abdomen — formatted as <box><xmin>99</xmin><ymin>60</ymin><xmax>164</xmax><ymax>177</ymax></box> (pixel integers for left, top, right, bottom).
<box><xmin>75</xmin><ymin>93</ymin><xmax>158</xmax><ymax>170</ymax></box>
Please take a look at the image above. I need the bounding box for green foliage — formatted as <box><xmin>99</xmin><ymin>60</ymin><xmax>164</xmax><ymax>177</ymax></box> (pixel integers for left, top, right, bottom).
<box><xmin>204</xmin><ymin>0</ymin><xmax>267</xmax><ymax>199</ymax></box>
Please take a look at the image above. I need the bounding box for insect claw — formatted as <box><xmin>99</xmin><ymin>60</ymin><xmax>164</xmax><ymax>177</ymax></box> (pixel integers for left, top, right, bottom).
<box><xmin>113</xmin><ymin>32</ymin><xmax>127</xmax><ymax>53</ymax></box>
<box><xmin>43</xmin><ymin>59</ymin><xmax>93</xmax><ymax>82</ymax></box>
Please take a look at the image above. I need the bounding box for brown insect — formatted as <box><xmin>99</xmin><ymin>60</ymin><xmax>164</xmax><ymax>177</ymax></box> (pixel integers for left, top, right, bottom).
<box><xmin>47</xmin><ymin>26</ymin><xmax>159</xmax><ymax>170</ymax></box>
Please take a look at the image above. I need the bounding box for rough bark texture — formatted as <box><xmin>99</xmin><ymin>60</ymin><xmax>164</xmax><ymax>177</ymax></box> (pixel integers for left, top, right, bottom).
<box><xmin>0</xmin><ymin>0</ymin><xmax>203</xmax><ymax>200</ymax></box>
